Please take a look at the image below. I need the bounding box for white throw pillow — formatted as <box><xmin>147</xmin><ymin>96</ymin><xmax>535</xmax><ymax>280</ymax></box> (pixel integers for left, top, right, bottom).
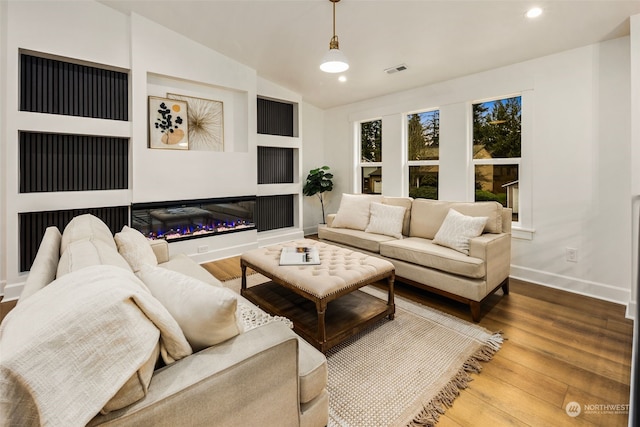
<box><xmin>433</xmin><ymin>209</ymin><xmax>488</xmax><ymax>255</ymax></box>
<box><xmin>115</xmin><ymin>225</ymin><xmax>158</xmax><ymax>272</ymax></box>
<box><xmin>136</xmin><ymin>264</ymin><xmax>243</xmax><ymax>351</ymax></box>
<box><xmin>365</xmin><ymin>202</ymin><xmax>406</xmax><ymax>239</ymax></box>
<box><xmin>331</xmin><ymin>194</ymin><xmax>380</xmax><ymax>230</ymax></box>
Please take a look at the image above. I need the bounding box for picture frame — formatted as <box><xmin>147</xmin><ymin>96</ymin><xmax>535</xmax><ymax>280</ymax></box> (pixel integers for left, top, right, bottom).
<box><xmin>148</xmin><ymin>96</ymin><xmax>189</xmax><ymax>150</ymax></box>
<box><xmin>167</xmin><ymin>93</ymin><xmax>224</xmax><ymax>151</ymax></box>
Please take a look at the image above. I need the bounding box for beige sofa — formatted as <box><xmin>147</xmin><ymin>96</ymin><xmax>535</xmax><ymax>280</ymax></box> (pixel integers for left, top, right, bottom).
<box><xmin>1</xmin><ymin>214</ymin><xmax>328</xmax><ymax>427</ymax></box>
<box><xmin>318</xmin><ymin>195</ymin><xmax>511</xmax><ymax>321</ymax></box>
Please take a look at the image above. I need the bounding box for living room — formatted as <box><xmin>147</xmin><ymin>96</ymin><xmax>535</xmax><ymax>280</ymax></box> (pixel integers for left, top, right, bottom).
<box><xmin>1</xmin><ymin>0</ymin><xmax>640</xmax><ymax>425</ymax></box>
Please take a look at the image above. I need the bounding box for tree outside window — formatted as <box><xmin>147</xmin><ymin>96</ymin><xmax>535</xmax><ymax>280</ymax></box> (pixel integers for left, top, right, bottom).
<box><xmin>360</xmin><ymin>119</ymin><xmax>382</xmax><ymax>194</ymax></box>
<box><xmin>472</xmin><ymin>96</ymin><xmax>521</xmax><ymax>221</ymax></box>
<box><xmin>408</xmin><ymin>109</ymin><xmax>439</xmax><ymax>199</ymax></box>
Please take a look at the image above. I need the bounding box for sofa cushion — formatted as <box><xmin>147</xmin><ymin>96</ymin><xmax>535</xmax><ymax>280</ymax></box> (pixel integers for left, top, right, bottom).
<box><xmin>380</xmin><ymin>237</ymin><xmax>485</xmax><ymax>279</ymax></box>
<box><xmin>365</xmin><ymin>202</ymin><xmax>406</xmax><ymax>239</ymax></box>
<box><xmin>410</xmin><ymin>199</ymin><xmax>503</xmax><ymax>239</ymax></box>
<box><xmin>318</xmin><ymin>225</ymin><xmax>396</xmax><ymax>253</ymax></box>
<box><xmin>331</xmin><ymin>193</ymin><xmax>383</xmax><ymax>230</ymax></box>
<box><xmin>114</xmin><ymin>226</ymin><xmax>158</xmax><ymax>272</ymax></box>
<box><xmin>136</xmin><ymin>265</ymin><xmax>243</xmax><ymax>352</ymax></box>
<box><xmin>450</xmin><ymin>201</ymin><xmax>503</xmax><ymax>234</ymax></box>
<box><xmin>19</xmin><ymin>226</ymin><xmax>61</xmax><ymax>304</ymax></box>
<box><xmin>382</xmin><ymin>196</ymin><xmax>413</xmax><ymax>236</ymax></box>
<box><xmin>60</xmin><ymin>213</ymin><xmax>117</xmax><ymax>253</ymax></box>
<box><xmin>297</xmin><ymin>337</ymin><xmax>328</xmax><ymax>404</ymax></box>
<box><xmin>57</xmin><ymin>239</ymin><xmax>132</xmax><ymax>278</ymax></box>
<box><xmin>433</xmin><ymin>209</ymin><xmax>488</xmax><ymax>255</ymax></box>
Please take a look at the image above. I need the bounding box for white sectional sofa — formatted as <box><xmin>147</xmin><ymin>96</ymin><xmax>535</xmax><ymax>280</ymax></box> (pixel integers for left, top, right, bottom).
<box><xmin>1</xmin><ymin>214</ymin><xmax>328</xmax><ymax>427</ymax></box>
<box><xmin>318</xmin><ymin>194</ymin><xmax>512</xmax><ymax>321</ymax></box>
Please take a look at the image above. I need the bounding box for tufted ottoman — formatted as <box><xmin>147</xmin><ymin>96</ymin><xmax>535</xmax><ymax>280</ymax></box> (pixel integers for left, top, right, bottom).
<box><xmin>240</xmin><ymin>239</ymin><xmax>395</xmax><ymax>353</ymax></box>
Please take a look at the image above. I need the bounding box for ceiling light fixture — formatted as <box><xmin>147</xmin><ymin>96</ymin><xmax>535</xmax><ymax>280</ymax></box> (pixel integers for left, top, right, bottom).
<box><xmin>320</xmin><ymin>0</ymin><xmax>349</xmax><ymax>73</ymax></box>
<box><xmin>526</xmin><ymin>7</ymin><xmax>543</xmax><ymax>18</ymax></box>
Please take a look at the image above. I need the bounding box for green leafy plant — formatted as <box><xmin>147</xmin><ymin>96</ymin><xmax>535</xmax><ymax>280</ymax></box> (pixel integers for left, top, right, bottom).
<box><xmin>303</xmin><ymin>166</ymin><xmax>334</xmax><ymax>224</ymax></box>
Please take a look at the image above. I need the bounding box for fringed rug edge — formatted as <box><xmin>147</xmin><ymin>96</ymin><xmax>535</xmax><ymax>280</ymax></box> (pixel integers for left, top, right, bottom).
<box><xmin>407</xmin><ymin>331</ymin><xmax>504</xmax><ymax>427</ymax></box>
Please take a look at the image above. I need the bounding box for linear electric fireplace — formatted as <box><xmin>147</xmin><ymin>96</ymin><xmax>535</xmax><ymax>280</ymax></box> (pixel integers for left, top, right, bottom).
<box><xmin>131</xmin><ymin>196</ymin><xmax>256</xmax><ymax>242</ymax></box>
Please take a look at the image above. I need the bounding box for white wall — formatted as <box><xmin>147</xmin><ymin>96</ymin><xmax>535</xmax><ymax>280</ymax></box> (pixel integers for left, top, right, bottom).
<box><xmin>1</xmin><ymin>0</ymin><xmax>131</xmax><ymax>296</ymax></box>
<box><xmin>0</xmin><ymin>1</ymin><xmax>308</xmax><ymax>298</ymax></box>
<box><xmin>322</xmin><ymin>37</ymin><xmax>633</xmax><ymax>307</ymax></box>
<box><xmin>0</xmin><ymin>1</ymin><xmax>7</xmax><ymax>295</ymax></box>
<box><xmin>301</xmin><ymin>102</ymin><xmax>327</xmax><ymax>233</ymax></box>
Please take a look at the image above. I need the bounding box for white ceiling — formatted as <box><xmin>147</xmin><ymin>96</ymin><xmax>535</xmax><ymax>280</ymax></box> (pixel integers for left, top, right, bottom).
<box><xmin>100</xmin><ymin>0</ymin><xmax>640</xmax><ymax>109</ymax></box>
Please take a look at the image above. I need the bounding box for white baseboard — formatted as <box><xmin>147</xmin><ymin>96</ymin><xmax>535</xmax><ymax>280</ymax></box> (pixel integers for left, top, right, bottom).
<box><xmin>257</xmin><ymin>228</ymin><xmax>305</xmax><ymax>247</ymax></box>
<box><xmin>303</xmin><ymin>225</ymin><xmax>320</xmax><ymax>236</ymax></box>
<box><xmin>626</xmin><ymin>301</ymin><xmax>637</xmax><ymax>321</ymax></box>
<box><xmin>510</xmin><ymin>264</ymin><xmax>631</xmax><ymax>308</ymax></box>
<box><xmin>2</xmin><ymin>281</ymin><xmax>24</xmax><ymax>302</ymax></box>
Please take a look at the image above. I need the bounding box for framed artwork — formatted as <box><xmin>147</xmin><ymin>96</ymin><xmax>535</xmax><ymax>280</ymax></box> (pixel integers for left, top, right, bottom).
<box><xmin>148</xmin><ymin>96</ymin><xmax>189</xmax><ymax>150</ymax></box>
<box><xmin>167</xmin><ymin>93</ymin><xmax>224</xmax><ymax>151</ymax></box>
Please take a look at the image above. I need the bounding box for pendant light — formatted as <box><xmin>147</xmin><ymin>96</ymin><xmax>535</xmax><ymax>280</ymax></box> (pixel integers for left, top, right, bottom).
<box><xmin>320</xmin><ymin>0</ymin><xmax>349</xmax><ymax>73</ymax></box>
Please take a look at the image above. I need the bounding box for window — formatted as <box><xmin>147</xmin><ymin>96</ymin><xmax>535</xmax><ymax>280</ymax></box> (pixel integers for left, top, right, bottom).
<box><xmin>472</xmin><ymin>96</ymin><xmax>521</xmax><ymax>222</ymax></box>
<box><xmin>359</xmin><ymin>119</ymin><xmax>382</xmax><ymax>194</ymax></box>
<box><xmin>407</xmin><ymin>110</ymin><xmax>439</xmax><ymax>199</ymax></box>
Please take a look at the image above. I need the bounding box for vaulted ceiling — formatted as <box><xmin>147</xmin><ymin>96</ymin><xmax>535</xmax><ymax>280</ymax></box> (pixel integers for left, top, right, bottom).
<box><xmin>100</xmin><ymin>0</ymin><xmax>640</xmax><ymax>109</ymax></box>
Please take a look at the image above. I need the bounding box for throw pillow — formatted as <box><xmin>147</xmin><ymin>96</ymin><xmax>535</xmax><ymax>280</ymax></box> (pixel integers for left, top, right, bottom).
<box><xmin>365</xmin><ymin>202</ymin><xmax>406</xmax><ymax>239</ymax></box>
<box><xmin>136</xmin><ymin>265</ymin><xmax>243</xmax><ymax>351</ymax></box>
<box><xmin>114</xmin><ymin>225</ymin><xmax>158</xmax><ymax>272</ymax></box>
<box><xmin>433</xmin><ymin>209</ymin><xmax>488</xmax><ymax>255</ymax></box>
<box><xmin>331</xmin><ymin>194</ymin><xmax>382</xmax><ymax>230</ymax></box>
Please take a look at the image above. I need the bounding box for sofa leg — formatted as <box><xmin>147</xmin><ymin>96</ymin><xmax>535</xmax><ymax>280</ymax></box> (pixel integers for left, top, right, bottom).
<box><xmin>470</xmin><ymin>302</ymin><xmax>481</xmax><ymax>323</ymax></box>
<box><xmin>502</xmin><ymin>278</ymin><xmax>510</xmax><ymax>295</ymax></box>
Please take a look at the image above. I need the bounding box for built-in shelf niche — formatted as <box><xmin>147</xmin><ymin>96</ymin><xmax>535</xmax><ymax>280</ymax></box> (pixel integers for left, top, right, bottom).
<box><xmin>257</xmin><ymin>97</ymin><xmax>298</xmax><ymax>137</ymax></box>
<box><xmin>147</xmin><ymin>73</ymin><xmax>249</xmax><ymax>153</ymax></box>
<box><xmin>19</xmin><ymin>51</ymin><xmax>129</xmax><ymax>121</ymax></box>
<box><xmin>19</xmin><ymin>206</ymin><xmax>129</xmax><ymax>272</ymax></box>
<box><xmin>257</xmin><ymin>146</ymin><xmax>294</xmax><ymax>184</ymax></box>
<box><xmin>19</xmin><ymin>131</ymin><xmax>128</xmax><ymax>193</ymax></box>
<box><xmin>256</xmin><ymin>195</ymin><xmax>295</xmax><ymax>232</ymax></box>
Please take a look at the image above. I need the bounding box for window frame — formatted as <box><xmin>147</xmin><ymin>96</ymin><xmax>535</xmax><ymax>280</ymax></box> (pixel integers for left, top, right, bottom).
<box><xmin>470</xmin><ymin>92</ymin><xmax>532</xmax><ymax>237</ymax></box>
<box><xmin>357</xmin><ymin>118</ymin><xmax>383</xmax><ymax>194</ymax></box>
<box><xmin>406</xmin><ymin>108</ymin><xmax>440</xmax><ymax>200</ymax></box>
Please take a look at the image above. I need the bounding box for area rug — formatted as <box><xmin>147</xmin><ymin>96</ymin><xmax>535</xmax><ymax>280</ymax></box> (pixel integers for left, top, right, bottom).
<box><xmin>222</xmin><ymin>275</ymin><xmax>502</xmax><ymax>427</ymax></box>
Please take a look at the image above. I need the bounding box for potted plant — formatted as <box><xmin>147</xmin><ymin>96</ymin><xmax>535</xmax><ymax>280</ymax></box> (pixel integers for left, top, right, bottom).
<box><xmin>303</xmin><ymin>166</ymin><xmax>334</xmax><ymax>224</ymax></box>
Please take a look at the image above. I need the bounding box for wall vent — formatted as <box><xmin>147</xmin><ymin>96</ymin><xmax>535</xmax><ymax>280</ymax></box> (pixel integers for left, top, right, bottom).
<box><xmin>384</xmin><ymin>64</ymin><xmax>408</xmax><ymax>74</ymax></box>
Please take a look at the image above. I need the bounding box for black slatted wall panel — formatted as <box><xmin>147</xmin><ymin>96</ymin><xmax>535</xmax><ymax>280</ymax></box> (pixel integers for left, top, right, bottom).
<box><xmin>19</xmin><ymin>206</ymin><xmax>129</xmax><ymax>272</ymax></box>
<box><xmin>256</xmin><ymin>195</ymin><xmax>294</xmax><ymax>232</ymax></box>
<box><xmin>257</xmin><ymin>146</ymin><xmax>294</xmax><ymax>184</ymax></box>
<box><xmin>19</xmin><ymin>132</ymin><xmax>129</xmax><ymax>193</ymax></box>
<box><xmin>257</xmin><ymin>98</ymin><xmax>294</xmax><ymax>137</ymax></box>
<box><xmin>20</xmin><ymin>53</ymin><xmax>128</xmax><ymax>120</ymax></box>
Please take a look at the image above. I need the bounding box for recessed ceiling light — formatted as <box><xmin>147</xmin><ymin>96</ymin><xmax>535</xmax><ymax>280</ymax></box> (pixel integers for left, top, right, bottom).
<box><xmin>338</xmin><ymin>75</ymin><xmax>347</xmax><ymax>82</ymax></box>
<box><xmin>526</xmin><ymin>7</ymin><xmax>543</xmax><ymax>18</ymax></box>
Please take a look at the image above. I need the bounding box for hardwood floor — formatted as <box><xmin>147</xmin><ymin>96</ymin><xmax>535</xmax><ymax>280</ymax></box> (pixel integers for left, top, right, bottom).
<box><xmin>204</xmin><ymin>255</ymin><xmax>633</xmax><ymax>427</ymax></box>
<box><xmin>0</xmin><ymin>255</ymin><xmax>633</xmax><ymax>426</ymax></box>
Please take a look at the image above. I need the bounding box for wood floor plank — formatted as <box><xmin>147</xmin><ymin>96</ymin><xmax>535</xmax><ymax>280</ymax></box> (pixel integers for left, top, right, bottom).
<box><xmin>466</xmin><ymin>373</ymin><xmax>598</xmax><ymax>427</ymax></box>
<box><xmin>442</xmin><ymin>390</ymin><xmax>529</xmax><ymax>427</ymax></box>
<box><xmin>563</xmin><ymin>386</ymin><xmax>630</xmax><ymax>426</ymax></box>
<box><xmin>480</xmin><ymin>353</ymin><xmax>569</xmax><ymax>408</ymax></box>
<box><xmin>480</xmin><ymin>316</ymin><xmax>632</xmax><ymax>385</ymax></box>
<box><xmin>494</xmin><ymin>340</ymin><xmax>631</xmax><ymax>404</ymax></box>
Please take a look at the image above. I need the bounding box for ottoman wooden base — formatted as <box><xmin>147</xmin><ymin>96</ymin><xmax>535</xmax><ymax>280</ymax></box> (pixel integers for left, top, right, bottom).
<box><xmin>242</xmin><ymin>281</ymin><xmax>392</xmax><ymax>353</ymax></box>
<box><xmin>240</xmin><ymin>239</ymin><xmax>395</xmax><ymax>353</ymax></box>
